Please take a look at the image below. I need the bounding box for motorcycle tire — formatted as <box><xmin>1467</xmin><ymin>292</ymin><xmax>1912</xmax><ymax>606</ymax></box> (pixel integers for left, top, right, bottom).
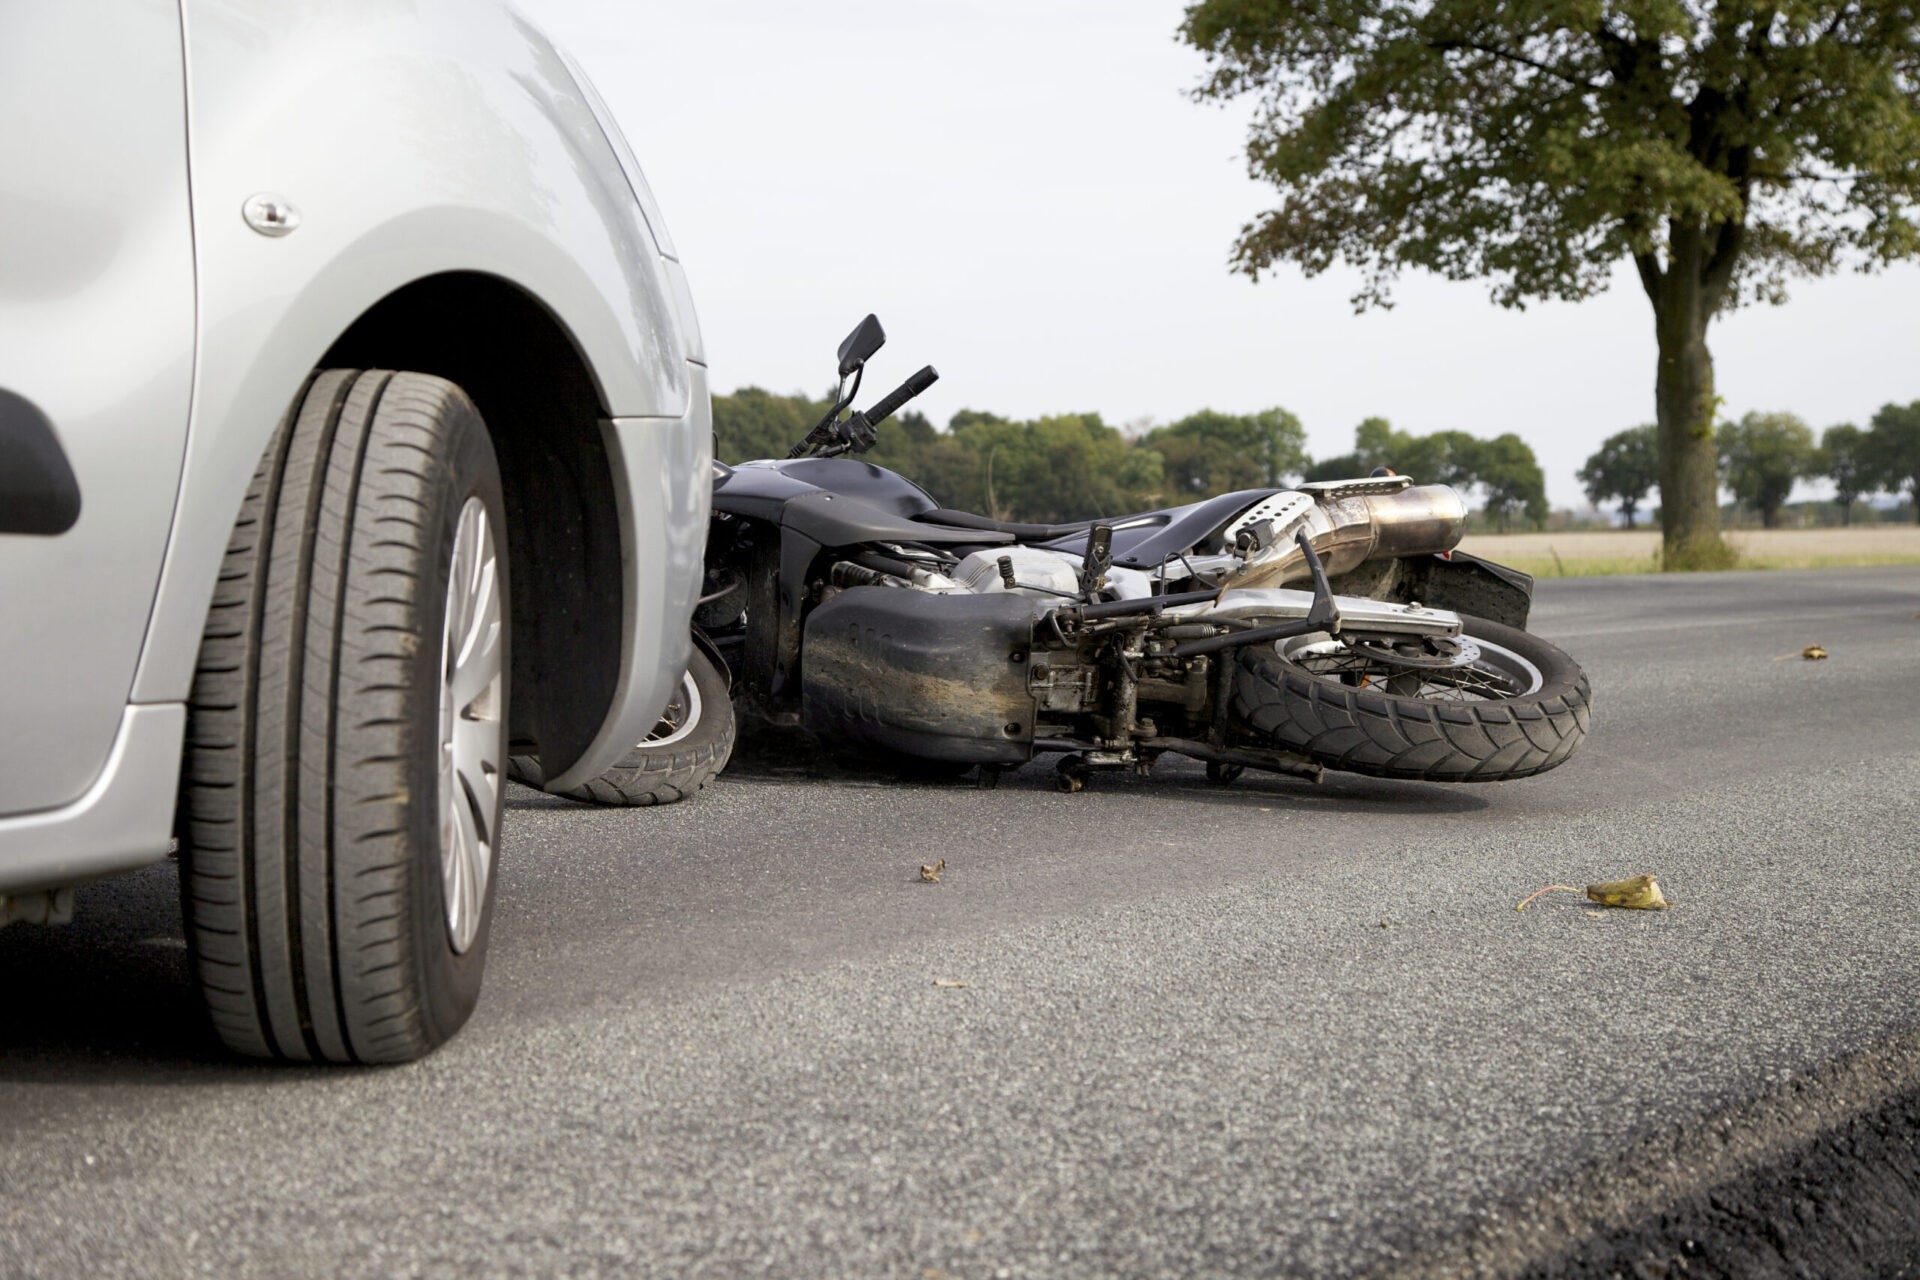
<box><xmin>1230</xmin><ymin>614</ymin><xmax>1590</xmax><ymax>782</ymax></box>
<box><xmin>507</xmin><ymin>647</ymin><xmax>735</xmax><ymax>805</ymax></box>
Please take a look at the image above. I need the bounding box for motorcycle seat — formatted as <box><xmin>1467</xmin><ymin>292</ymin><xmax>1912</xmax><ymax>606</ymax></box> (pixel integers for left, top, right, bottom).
<box><xmin>910</xmin><ymin>508</ymin><xmax>1092</xmax><ymax>541</ymax></box>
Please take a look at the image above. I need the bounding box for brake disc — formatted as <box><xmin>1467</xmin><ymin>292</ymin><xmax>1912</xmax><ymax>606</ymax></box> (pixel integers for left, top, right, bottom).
<box><xmin>1344</xmin><ymin>635</ymin><xmax>1482</xmax><ymax>670</ymax></box>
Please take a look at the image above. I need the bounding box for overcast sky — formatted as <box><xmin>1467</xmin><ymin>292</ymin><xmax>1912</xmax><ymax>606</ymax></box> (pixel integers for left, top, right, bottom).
<box><xmin>522</xmin><ymin>0</ymin><xmax>1918</xmax><ymax>511</ymax></box>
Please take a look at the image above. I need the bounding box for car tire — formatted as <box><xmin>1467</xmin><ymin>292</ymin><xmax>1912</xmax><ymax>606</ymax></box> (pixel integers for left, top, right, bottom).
<box><xmin>179</xmin><ymin>369</ymin><xmax>510</xmax><ymax>1063</ymax></box>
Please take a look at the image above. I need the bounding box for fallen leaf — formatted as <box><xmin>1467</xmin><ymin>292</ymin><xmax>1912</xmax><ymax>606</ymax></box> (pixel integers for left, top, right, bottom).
<box><xmin>920</xmin><ymin>858</ymin><xmax>946</xmax><ymax>883</ymax></box>
<box><xmin>1584</xmin><ymin>909</ymin><xmax>1607</xmax><ymax>918</ymax></box>
<box><xmin>1802</xmin><ymin>644</ymin><xmax>1828</xmax><ymax>661</ymax></box>
<box><xmin>932</xmin><ymin>978</ymin><xmax>970</xmax><ymax>989</ymax></box>
<box><xmin>1586</xmin><ymin>873</ymin><xmax>1671</xmax><ymax>910</ymax></box>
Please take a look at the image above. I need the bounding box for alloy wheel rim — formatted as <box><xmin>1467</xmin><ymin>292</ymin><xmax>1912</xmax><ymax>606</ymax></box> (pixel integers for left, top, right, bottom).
<box><xmin>438</xmin><ymin>495</ymin><xmax>503</xmax><ymax>954</ymax></box>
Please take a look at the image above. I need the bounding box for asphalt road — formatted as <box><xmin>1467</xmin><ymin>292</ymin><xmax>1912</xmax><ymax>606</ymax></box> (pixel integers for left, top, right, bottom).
<box><xmin>3</xmin><ymin>567</ymin><xmax>1917</xmax><ymax>1278</ymax></box>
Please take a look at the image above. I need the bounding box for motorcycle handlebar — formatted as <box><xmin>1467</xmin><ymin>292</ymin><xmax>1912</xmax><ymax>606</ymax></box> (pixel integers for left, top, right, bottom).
<box><xmin>864</xmin><ymin>365</ymin><xmax>939</xmax><ymax>428</ymax></box>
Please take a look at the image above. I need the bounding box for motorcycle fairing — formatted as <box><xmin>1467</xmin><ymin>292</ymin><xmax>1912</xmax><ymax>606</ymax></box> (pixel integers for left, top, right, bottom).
<box><xmin>802</xmin><ymin>586</ymin><xmax>1037</xmax><ymax>764</ymax></box>
<box><xmin>765</xmin><ymin>457</ymin><xmax>941</xmax><ymax>517</ymax></box>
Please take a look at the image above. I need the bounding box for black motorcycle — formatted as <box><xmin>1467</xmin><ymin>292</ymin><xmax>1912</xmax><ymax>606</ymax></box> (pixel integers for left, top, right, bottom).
<box><xmin>516</xmin><ymin>315</ymin><xmax>1590</xmax><ymax>801</ymax></box>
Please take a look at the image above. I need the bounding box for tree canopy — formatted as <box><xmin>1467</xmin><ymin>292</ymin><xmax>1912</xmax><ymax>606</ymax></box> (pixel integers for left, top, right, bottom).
<box><xmin>710</xmin><ymin>390</ymin><xmax>1551</xmax><ymax>529</ymax></box>
<box><xmin>1817</xmin><ymin>423</ymin><xmax>1874</xmax><ymax>524</ymax></box>
<box><xmin>1719</xmin><ymin>410</ymin><xmax>1817</xmax><ymax>527</ymax></box>
<box><xmin>1577</xmin><ymin>426</ymin><xmax>1661</xmax><ymax>527</ymax></box>
<box><xmin>1867</xmin><ymin>400</ymin><xmax>1920</xmax><ymax>521</ymax></box>
<box><xmin>1143</xmin><ymin>407</ymin><xmax>1309</xmax><ymax>496</ymax></box>
<box><xmin>1180</xmin><ymin>0</ymin><xmax>1920</xmax><ymax>565</ymax></box>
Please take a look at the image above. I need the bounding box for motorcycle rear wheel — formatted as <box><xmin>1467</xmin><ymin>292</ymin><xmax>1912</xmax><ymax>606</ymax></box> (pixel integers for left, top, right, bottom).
<box><xmin>1230</xmin><ymin>615</ymin><xmax>1590</xmax><ymax>782</ymax></box>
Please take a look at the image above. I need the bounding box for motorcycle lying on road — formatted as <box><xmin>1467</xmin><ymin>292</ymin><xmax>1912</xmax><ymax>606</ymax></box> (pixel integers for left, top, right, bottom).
<box><xmin>512</xmin><ymin>315</ymin><xmax>1591</xmax><ymax>802</ymax></box>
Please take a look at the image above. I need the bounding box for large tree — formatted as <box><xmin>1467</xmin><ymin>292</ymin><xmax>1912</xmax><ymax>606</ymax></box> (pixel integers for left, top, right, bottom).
<box><xmin>1719</xmin><ymin>410</ymin><xmax>1817</xmax><ymax>527</ymax></box>
<box><xmin>1181</xmin><ymin>1</ymin><xmax>1920</xmax><ymax>568</ymax></box>
<box><xmin>1578</xmin><ymin>425</ymin><xmax>1661</xmax><ymax>527</ymax></box>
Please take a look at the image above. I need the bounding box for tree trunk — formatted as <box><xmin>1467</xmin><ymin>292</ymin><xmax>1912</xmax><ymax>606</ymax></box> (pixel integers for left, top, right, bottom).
<box><xmin>1651</xmin><ymin>260</ymin><xmax>1732</xmax><ymax>570</ymax></box>
<box><xmin>1622</xmin><ymin>505</ymin><xmax>1637</xmax><ymax>530</ymax></box>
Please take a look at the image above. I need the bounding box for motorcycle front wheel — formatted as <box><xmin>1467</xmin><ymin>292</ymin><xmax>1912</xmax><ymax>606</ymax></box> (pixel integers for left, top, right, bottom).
<box><xmin>507</xmin><ymin>646</ymin><xmax>735</xmax><ymax>805</ymax></box>
<box><xmin>1230</xmin><ymin>615</ymin><xmax>1590</xmax><ymax>782</ymax></box>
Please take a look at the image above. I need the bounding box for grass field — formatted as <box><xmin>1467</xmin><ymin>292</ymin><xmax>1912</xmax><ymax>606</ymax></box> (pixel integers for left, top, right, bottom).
<box><xmin>1455</xmin><ymin>526</ymin><xmax>1920</xmax><ymax>578</ymax></box>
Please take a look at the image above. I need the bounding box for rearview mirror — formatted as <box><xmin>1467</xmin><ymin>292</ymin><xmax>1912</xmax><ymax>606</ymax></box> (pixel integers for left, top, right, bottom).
<box><xmin>836</xmin><ymin>314</ymin><xmax>886</xmax><ymax>376</ymax></box>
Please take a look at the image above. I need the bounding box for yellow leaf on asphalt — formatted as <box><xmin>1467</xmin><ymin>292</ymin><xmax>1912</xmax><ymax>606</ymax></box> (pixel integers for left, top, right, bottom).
<box><xmin>932</xmin><ymin>978</ymin><xmax>970</xmax><ymax>989</ymax></box>
<box><xmin>920</xmin><ymin>859</ymin><xmax>946</xmax><ymax>883</ymax></box>
<box><xmin>1586</xmin><ymin>873</ymin><xmax>1671</xmax><ymax>910</ymax></box>
<box><xmin>1519</xmin><ymin>874</ymin><xmax>1674</xmax><ymax>912</ymax></box>
<box><xmin>1802</xmin><ymin>644</ymin><xmax>1828</xmax><ymax>660</ymax></box>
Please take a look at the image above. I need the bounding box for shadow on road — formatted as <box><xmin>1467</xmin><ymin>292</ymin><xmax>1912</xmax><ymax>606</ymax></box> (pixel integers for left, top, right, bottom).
<box><xmin>0</xmin><ymin>865</ymin><xmax>316</xmax><ymax>1087</ymax></box>
<box><xmin>681</xmin><ymin>747</ymin><xmax>1495</xmax><ymax>819</ymax></box>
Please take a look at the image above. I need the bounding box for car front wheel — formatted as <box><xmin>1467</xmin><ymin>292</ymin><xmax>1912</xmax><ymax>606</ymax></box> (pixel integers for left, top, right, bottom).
<box><xmin>180</xmin><ymin>369</ymin><xmax>509</xmax><ymax>1063</ymax></box>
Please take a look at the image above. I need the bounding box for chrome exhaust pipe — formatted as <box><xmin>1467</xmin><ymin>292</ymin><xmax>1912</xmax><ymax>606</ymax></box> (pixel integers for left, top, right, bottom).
<box><xmin>1229</xmin><ymin>481</ymin><xmax>1467</xmax><ymax>588</ymax></box>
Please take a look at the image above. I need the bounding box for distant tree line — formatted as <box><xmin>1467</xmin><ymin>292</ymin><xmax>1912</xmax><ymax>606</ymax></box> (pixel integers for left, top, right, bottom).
<box><xmin>1579</xmin><ymin>403</ymin><xmax>1920</xmax><ymax>529</ymax></box>
<box><xmin>713</xmin><ymin>389</ymin><xmax>1549</xmax><ymax>529</ymax></box>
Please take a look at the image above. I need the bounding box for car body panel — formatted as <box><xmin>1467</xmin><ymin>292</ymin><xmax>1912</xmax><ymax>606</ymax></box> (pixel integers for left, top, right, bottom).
<box><xmin>0</xmin><ymin>0</ymin><xmax>707</xmax><ymax>887</ymax></box>
<box><xmin>0</xmin><ymin>707</ymin><xmax>185</xmax><ymax>894</ymax></box>
<box><xmin>0</xmin><ymin>0</ymin><xmax>197</xmax><ymax>814</ymax></box>
<box><xmin>133</xmin><ymin>0</ymin><xmax>692</xmax><ymax>706</ymax></box>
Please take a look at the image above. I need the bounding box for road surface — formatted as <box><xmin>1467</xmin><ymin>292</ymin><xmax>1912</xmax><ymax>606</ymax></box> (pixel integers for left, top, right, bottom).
<box><xmin>3</xmin><ymin>567</ymin><xmax>1917</xmax><ymax>1277</ymax></box>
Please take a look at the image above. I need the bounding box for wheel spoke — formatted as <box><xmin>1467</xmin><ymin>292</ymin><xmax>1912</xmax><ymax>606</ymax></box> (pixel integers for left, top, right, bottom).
<box><xmin>437</xmin><ymin>495</ymin><xmax>503</xmax><ymax>955</ymax></box>
<box><xmin>451</xmin><ymin>610</ymin><xmax>500</xmax><ymax>712</ymax></box>
<box><xmin>1287</xmin><ymin>633</ymin><xmax>1538</xmax><ymax>703</ymax></box>
<box><xmin>453</xmin><ymin>721</ymin><xmax>499</xmax><ymax>840</ymax></box>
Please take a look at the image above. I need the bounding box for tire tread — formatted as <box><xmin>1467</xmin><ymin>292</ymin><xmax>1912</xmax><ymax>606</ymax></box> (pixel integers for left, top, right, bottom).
<box><xmin>1231</xmin><ymin>616</ymin><xmax>1591</xmax><ymax>783</ymax></box>
<box><xmin>181</xmin><ymin>370</ymin><xmax>504</xmax><ymax>1063</ymax></box>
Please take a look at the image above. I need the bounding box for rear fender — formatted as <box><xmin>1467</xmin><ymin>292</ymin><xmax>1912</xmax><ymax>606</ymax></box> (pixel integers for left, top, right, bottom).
<box><xmin>1329</xmin><ymin>552</ymin><xmax>1534</xmax><ymax>631</ymax></box>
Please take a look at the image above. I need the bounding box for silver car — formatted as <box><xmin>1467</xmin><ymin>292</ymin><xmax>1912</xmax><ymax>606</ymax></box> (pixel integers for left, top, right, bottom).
<box><xmin>0</xmin><ymin>0</ymin><xmax>710</xmax><ymax>1062</ymax></box>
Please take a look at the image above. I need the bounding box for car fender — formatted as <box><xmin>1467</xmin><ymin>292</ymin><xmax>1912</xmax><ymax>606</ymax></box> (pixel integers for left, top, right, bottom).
<box><xmin>131</xmin><ymin>0</ymin><xmax>705</xmax><ymax>782</ymax></box>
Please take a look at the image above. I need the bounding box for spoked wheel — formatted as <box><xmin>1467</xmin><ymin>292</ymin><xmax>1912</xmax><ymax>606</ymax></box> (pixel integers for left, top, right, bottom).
<box><xmin>1231</xmin><ymin>614</ymin><xmax>1590</xmax><ymax>782</ymax></box>
<box><xmin>507</xmin><ymin>646</ymin><xmax>734</xmax><ymax>805</ymax></box>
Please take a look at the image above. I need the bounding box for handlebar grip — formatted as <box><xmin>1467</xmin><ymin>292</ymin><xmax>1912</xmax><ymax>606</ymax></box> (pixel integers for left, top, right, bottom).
<box><xmin>863</xmin><ymin>365</ymin><xmax>939</xmax><ymax>428</ymax></box>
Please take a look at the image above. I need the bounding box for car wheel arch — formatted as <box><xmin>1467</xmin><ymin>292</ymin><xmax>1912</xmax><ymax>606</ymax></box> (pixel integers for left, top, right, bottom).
<box><xmin>320</xmin><ymin>270</ymin><xmax>625</xmax><ymax>776</ymax></box>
